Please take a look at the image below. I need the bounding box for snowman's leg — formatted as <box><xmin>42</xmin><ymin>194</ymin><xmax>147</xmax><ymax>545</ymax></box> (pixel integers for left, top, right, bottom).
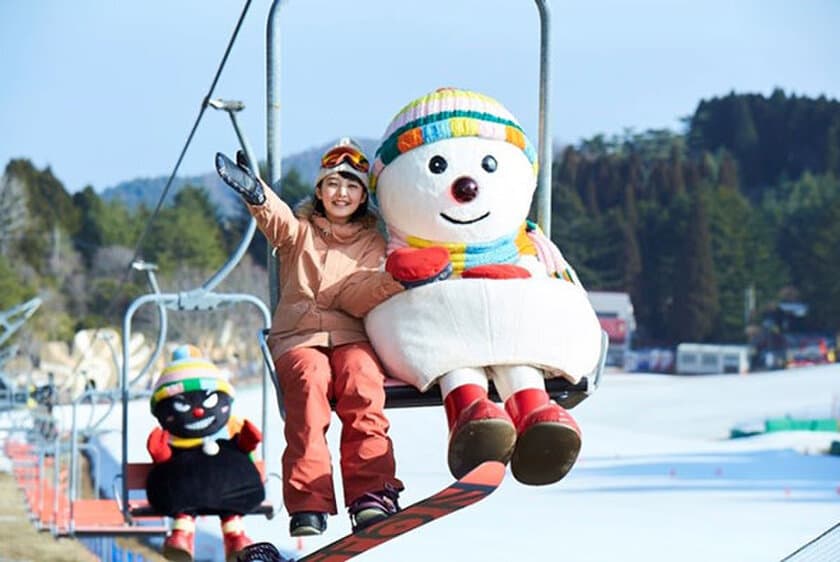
<box><xmin>439</xmin><ymin>369</ymin><xmax>515</xmax><ymax>479</ymax></box>
<box><xmin>490</xmin><ymin>365</ymin><xmax>581</xmax><ymax>486</ymax></box>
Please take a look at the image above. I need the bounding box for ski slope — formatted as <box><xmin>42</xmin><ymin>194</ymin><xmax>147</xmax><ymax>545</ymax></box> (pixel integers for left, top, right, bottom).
<box><xmin>76</xmin><ymin>364</ymin><xmax>840</xmax><ymax>561</ymax></box>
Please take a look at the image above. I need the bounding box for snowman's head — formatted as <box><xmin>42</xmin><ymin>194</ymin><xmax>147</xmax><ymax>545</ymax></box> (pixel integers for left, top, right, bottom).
<box><xmin>371</xmin><ymin>88</ymin><xmax>538</xmax><ymax>243</ymax></box>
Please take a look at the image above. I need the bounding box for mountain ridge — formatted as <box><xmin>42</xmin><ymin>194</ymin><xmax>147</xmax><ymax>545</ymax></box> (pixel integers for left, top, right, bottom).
<box><xmin>99</xmin><ymin>138</ymin><xmax>380</xmax><ymax>214</ymax></box>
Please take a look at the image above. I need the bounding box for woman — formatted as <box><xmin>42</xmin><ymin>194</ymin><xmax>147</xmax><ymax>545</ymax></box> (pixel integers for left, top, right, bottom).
<box><xmin>215</xmin><ymin>139</ymin><xmax>447</xmax><ymax>536</ymax></box>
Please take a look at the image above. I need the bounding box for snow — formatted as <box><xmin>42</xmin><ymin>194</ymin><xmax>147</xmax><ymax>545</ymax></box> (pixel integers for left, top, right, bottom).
<box><xmin>35</xmin><ymin>364</ymin><xmax>840</xmax><ymax>560</ymax></box>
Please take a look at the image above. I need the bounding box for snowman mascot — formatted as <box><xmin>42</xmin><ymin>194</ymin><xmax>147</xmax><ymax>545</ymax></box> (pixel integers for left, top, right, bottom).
<box><xmin>366</xmin><ymin>87</ymin><xmax>602</xmax><ymax>486</ymax></box>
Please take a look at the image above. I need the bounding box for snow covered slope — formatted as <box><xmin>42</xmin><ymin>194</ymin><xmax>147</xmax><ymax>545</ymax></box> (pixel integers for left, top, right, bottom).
<box><xmin>79</xmin><ymin>364</ymin><xmax>840</xmax><ymax>561</ymax></box>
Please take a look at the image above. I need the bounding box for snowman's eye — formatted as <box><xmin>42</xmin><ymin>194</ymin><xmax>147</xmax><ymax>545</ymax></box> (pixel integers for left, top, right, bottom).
<box><xmin>172</xmin><ymin>399</ymin><xmax>190</xmax><ymax>413</ymax></box>
<box><xmin>482</xmin><ymin>155</ymin><xmax>497</xmax><ymax>173</ymax></box>
<box><xmin>428</xmin><ymin>155</ymin><xmax>448</xmax><ymax>174</ymax></box>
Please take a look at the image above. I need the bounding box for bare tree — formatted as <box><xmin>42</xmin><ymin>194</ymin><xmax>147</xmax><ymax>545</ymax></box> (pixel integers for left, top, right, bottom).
<box><xmin>91</xmin><ymin>245</ymin><xmax>135</xmax><ymax>277</ymax></box>
<box><xmin>157</xmin><ymin>256</ymin><xmax>269</xmax><ymax>379</ymax></box>
<box><xmin>0</xmin><ymin>172</ymin><xmax>28</xmax><ymax>258</ymax></box>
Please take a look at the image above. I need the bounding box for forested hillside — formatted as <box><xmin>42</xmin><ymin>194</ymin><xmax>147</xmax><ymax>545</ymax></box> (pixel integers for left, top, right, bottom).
<box><xmin>1</xmin><ymin>90</ymin><xmax>838</xmax><ymax>356</ymax></box>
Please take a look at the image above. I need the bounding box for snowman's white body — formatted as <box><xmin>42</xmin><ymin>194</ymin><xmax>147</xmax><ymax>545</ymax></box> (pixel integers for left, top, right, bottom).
<box><xmin>366</xmin><ymin>137</ymin><xmax>602</xmax><ymax>396</ymax></box>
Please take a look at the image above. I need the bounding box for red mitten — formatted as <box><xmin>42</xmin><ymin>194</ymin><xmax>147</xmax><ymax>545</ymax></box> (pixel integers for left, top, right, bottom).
<box><xmin>146</xmin><ymin>427</ymin><xmax>172</xmax><ymax>463</ymax></box>
<box><xmin>462</xmin><ymin>264</ymin><xmax>531</xmax><ymax>279</ymax></box>
<box><xmin>386</xmin><ymin>247</ymin><xmax>452</xmax><ymax>288</ymax></box>
<box><xmin>235</xmin><ymin>419</ymin><xmax>262</xmax><ymax>453</ymax></box>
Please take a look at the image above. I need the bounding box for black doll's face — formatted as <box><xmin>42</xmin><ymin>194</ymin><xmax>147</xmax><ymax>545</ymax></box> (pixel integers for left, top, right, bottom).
<box><xmin>154</xmin><ymin>390</ymin><xmax>232</xmax><ymax>438</ymax></box>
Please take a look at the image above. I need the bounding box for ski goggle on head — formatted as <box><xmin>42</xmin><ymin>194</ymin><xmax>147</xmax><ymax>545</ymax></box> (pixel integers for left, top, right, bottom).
<box><xmin>321</xmin><ymin>145</ymin><xmax>370</xmax><ymax>175</ymax></box>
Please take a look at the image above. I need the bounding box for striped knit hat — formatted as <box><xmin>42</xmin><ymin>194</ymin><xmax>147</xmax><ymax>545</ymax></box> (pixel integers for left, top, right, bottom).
<box><xmin>150</xmin><ymin>345</ymin><xmax>234</xmax><ymax>409</ymax></box>
<box><xmin>371</xmin><ymin>87</ymin><xmax>538</xmax><ymax>192</ymax></box>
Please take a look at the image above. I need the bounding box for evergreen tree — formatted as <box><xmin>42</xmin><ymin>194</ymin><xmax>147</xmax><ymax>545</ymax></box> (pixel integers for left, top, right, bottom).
<box><xmin>648</xmin><ymin>161</ymin><xmax>670</xmax><ymax>205</ymax></box>
<box><xmin>141</xmin><ymin>186</ymin><xmax>227</xmax><ymax>272</ymax></box>
<box><xmin>550</xmin><ymin>183</ymin><xmax>597</xmax><ymax>285</ymax></box>
<box><xmin>578</xmin><ymin>209</ymin><xmax>626</xmax><ymax>290</ymax></box>
<box><xmin>744</xmin><ymin>205</ymin><xmax>789</xmax><ymax>324</ymax></box>
<box><xmin>636</xmin><ymin>199</ymin><xmax>682</xmax><ymax>343</ymax></box>
<box><xmin>668</xmin><ymin>143</ymin><xmax>686</xmax><ymax>197</ymax></box>
<box><xmin>688</xmin><ymin>90</ymin><xmax>840</xmax><ymax>192</ymax></box>
<box><xmin>583</xmin><ymin>177</ymin><xmax>600</xmax><ymax>217</ymax></box>
<box><xmin>797</xmin><ymin>198</ymin><xmax>840</xmax><ymax>328</ymax></box>
<box><xmin>73</xmin><ymin>187</ymin><xmax>139</xmax><ymax>266</ymax></box>
<box><xmin>718</xmin><ymin>152</ymin><xmax>740</xmax><ymax>189</ymax></box>
<box><xmin>729</xmin><ymin>95</ymin><xmax>760</xmax><ymax>185</ymax></box>
<box><xmin>826</xmin><ymin>114</ymin><xmax>840</xmax><ymax>176</ymax></box>
<box><xmin>556</xmin><ymin>146</ymin><xmax>580</xmax><ymax>187</ymax></box>
<box><xmin>706</xmin><ymin>184</ymin><xmax>752</xmax><ymax>341</ymax></box>
<box><xmin>623</xmin><ymin>182</ymin><xmax>638</xmax><ymax>227</ymax></box>
<box><xmin>621</xmin><ymin>212</ymin><xmax>643</xmax><ymax>308</ymax></box>
<box><xmin>670</xmin><ymin>192</ymin><xmax>719</xmax><ymax>342</ymax></box>
<box><xmin>776</xmin><ymin>173</ymin><xmax>840</xmax><ymax>330</ymax></box>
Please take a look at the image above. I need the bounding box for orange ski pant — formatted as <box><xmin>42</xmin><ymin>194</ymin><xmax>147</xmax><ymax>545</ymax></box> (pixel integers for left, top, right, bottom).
<box><xmin>275</xmin><ymin>342</ymin><xmax>403</xmax><ymax>515</ymax></box>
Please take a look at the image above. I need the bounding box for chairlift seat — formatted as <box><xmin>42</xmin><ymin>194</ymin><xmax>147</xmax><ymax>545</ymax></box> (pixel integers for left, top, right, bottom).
<box><xmin>260</xmin><ymin>329</ymin><xmax>608</xmax><ymax>416</ymax></box>
<box><xmin>64</xmin><ymin>498</ymin><xmax>169</xmax><ymax>537</ymax></box>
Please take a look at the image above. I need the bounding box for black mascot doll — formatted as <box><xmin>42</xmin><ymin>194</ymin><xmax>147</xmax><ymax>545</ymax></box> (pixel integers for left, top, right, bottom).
<box><xmin>146</xmin><ymin>345</ymin><xmax>265</xmax><ymax>562</ymax></box>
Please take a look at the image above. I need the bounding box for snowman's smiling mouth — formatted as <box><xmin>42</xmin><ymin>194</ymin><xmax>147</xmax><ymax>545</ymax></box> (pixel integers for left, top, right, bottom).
<box><xmin>440</xmin><ymin>211</ymin><xmax>490</xmax><ymax>225</ymax></box>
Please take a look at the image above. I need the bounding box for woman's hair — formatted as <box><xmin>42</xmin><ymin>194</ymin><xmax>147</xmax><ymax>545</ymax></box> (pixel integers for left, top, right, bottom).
<box><xmin>313</xmin><ymin>171</ymin><xmax>370</xmax><ymax>222</ymax></box>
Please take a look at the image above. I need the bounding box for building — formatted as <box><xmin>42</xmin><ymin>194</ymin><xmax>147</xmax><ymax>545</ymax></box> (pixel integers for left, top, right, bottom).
<box><xmin>587</xmin><ymin>291</ymin><xmax>636</xmax><ymax>368</ymax></box>
<box><xmin>675</xmin><ymin>343</ymin><xmax>750</xmax><ymax>375</ymax></box>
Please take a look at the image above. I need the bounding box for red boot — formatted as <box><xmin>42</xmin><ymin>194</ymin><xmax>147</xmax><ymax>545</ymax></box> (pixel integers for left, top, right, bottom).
<box><xmin>444</xmin><ymin>384</ymin><xmax>516</xmax><ymax>479</ymax></box>
<box><xmin>221</xmin><ymin>515</ymin><xmax>253</xmax><ymax>562</ymax></box>
<box><xmin>505</xmin><ymin>388</ymin><xmax>581</xmax><ymax>486</ymax></box>
<box><xmin>163</xmin><ymin>514</ymin><xmax>195</xmax><ymax>562</ymax></box>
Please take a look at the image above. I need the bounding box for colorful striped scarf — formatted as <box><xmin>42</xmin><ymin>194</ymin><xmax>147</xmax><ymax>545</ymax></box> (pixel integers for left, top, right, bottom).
<box><xmin>387</xmin><ymin>220</ymin><xmax>578</xmax><ymax>283</ymax></box>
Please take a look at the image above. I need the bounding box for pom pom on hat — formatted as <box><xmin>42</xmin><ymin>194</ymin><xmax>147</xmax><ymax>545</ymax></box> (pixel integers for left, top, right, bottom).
<box><xmin>370</xmin><ymin>87</ymin><xmax>538</xmax><ymax>192</ymax></box>
<box><xmin>171</xmin><ymin>344</ymin><xmax>203</xmax><ymax>361</ymax></box>
<box><xmin>150</xmin><ymin>345</ymin><xmax>234</xmax><ymax>410</ymax></box>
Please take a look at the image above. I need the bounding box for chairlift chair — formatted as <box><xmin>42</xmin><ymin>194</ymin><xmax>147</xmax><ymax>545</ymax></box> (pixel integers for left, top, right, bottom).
<box><xmin>259</xmin><ymin>0</ymin><xmax>609</xmax><ymax>418</ymax></box>
<box><xmin>107</xmin><ymin>95</ymin><xmax>281</xmax><ymax>525</ymax></box>
<box><xmin>116</xmin><ymin>271</ymin><xmax>279</xmax><ymax>524</ymax></box>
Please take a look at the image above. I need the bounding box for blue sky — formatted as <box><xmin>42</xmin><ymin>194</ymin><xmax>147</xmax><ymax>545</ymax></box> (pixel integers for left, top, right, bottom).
<box><xmin>1</xmin><ymin>0</ymin><xmax>838</xmax><ymax>193</ymax></box>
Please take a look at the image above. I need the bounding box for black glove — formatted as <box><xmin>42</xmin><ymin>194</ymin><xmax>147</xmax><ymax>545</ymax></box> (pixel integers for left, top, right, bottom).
<box><xmin>215</xmin><ymin>151</ymin><xmax>266</xmax><ymax>206</ymax></box>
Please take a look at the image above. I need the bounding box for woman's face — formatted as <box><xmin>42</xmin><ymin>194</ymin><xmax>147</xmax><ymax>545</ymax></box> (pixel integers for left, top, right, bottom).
<box><xmin>316</xmin><ymin>173</ymin><xmax>367</xmax><ymax>224</ymax></box>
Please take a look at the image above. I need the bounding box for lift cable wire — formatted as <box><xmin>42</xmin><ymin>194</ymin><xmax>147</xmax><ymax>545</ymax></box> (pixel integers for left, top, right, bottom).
<box><xmin>64</xmin><ymin>0</ymin><xmax>254</xmax><ymax>390</ymax></box>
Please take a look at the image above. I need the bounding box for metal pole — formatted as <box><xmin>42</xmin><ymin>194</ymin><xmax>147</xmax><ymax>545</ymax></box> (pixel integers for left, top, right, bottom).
<box><xmin>266</xmin><ymin>0</ymin><xmax>287</xmax><ymax>315</ymax></box>
<box><xmin>203</xmin><ymin>100</ymin><xmax>260</xmax><ymax>292</ymax></box>
<box><xmin>227</xmin><ymin>109</ymin><xmax>260</xmax><ymax>173</ymax></box>
<box><xmin>120</xmin><ymin>293</ymin><xmax>167</xmax><ymax>516</ymax></box>
<box><xmin>129</xmin><ymin>261</ymin><xmax>168</xmax><ymax>388</ymax></box>
<box><xmin>534</xmin><ymin>0</ymin><xmax>553</xmax><ymax>237</ymax></box>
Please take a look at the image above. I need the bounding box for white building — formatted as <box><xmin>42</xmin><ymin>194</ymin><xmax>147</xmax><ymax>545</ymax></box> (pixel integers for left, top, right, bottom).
<box><xmin>675</xmin><ymin>343</ymin><xmax>751</xmax><ymax>375</ymax></box>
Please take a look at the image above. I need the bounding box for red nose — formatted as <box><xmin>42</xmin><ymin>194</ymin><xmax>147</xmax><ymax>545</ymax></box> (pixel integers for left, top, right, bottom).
<box><xmin>192</xmin><ymin>407</ymin><xmax>205</xmax><ymax>418</ymax></box>
<box><xmin>451</xmin><ymin>176</ymin><xmax>478</xmax><ymax>203</ymax></box>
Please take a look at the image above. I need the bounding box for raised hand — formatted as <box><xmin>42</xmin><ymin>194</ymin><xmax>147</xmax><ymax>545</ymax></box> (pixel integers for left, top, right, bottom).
<box><xmin>215</xmin><ymin>151</ymin><xmax>266</xmax><ymax>206</ymax></box>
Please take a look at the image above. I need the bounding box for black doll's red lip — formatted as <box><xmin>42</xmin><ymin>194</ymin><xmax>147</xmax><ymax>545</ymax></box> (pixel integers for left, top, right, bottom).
<box><xmin>440</xmin><ymin>211</ymin><xmax>490</xmax><ymax>224</ymax></box>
